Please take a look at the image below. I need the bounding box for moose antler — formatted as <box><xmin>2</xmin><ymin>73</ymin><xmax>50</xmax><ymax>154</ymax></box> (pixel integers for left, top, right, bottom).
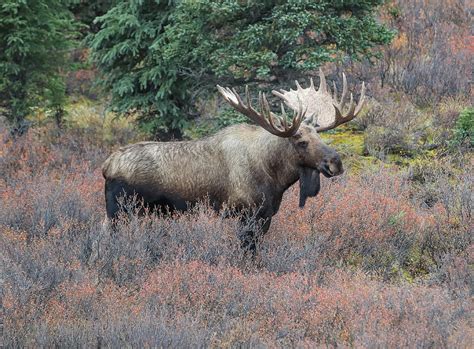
<box><xmin>272</xmin><ymin>69</ymin><xmax>366</xmax><ymax>132</ymax></box>
<box><xmin>217</xmin><ymin>85</ymin><xmax>307</xmax><ymax>138</ymax></box>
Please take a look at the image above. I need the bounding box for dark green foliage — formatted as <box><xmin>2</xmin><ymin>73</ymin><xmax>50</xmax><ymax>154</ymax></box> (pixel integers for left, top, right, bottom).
<box><xmin>450</xmin><ymin>107</ymin><xmax>473</xmax><ymax>149</ymax></box>
<box><xmin>88</xmin><ymin>1</ymin><xmax>185</xmax><ymax>137</ymax></box>
<box><xmin>69</xmin><ymin>0</ymin><xmax>118</xmax><ymax>34</ymax></box>
<box><xmin>188</xmin><ymin>108</ymin><xmax>248</xmax><ymax>138</ymax></box>
<box><xmin>0</xmin><ymin>0</ymin><xmax>77</xmax><ymax>128</ymax></box>
<box><xmin>89</xmin><ymin>0</ymin><xmax>394</xmax><ymax>137</ymax></box>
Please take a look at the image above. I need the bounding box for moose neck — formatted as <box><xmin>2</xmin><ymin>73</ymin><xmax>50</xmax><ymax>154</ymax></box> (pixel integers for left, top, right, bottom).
<box><xmin>256</xmin><ymin>131</ymin><xmax>301</xmax><ymax>193</ymax></box>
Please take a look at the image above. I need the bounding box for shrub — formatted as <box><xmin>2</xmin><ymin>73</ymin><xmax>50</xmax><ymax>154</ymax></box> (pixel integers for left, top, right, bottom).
<box><xmin>450</xmin><ymin>107</ymin><xmax>474</xmax><ymax>149</ymax></box>
<box><xmin>357</xmin><ymin>94</ymin><xmax>430</xmax><ymax>159</ymax></box>
<box><xmin>351</xmin><ymin>97</ymin><xmax>384</xmax><ymax>131</ymax></box>
<box><xmin>364</xmin><ymin>125</ymin><xmax>412</xmax><ymax>159</ymax></box>
<box><xmin>365</xmin><ymin>0</ymin><xmax>472</xmax><ymax>106</ymax></box>
<box><xmin>433</xmin><ymin>96</ymin><xmax>471</xmax><ymax>130</ymax></box>
<box><xmin>1</xmin><ymin>125</ymin><xmax>471</xmax><ymax>347</ymax></box>
<box><xmin>63</xmin><ymin>98</ymin><xmax>141</xmax><ymax>146</ymax></box>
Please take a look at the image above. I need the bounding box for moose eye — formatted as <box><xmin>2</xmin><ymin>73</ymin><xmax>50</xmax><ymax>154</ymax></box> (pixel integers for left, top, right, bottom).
<box><xmin>297</xmin><ymin>141</ymin><xmax>308</xmax><ymax>149</ymax></box>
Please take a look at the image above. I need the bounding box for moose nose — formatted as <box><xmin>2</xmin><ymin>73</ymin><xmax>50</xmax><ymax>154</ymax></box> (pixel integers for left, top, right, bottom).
<box><xmin>331</xmin><ymin>156</ymin><xmax>344</xmax><ymax>175</ymax></box>
<box><xmin>322</xmin><ymin>155</ymin><xmax>343</xmax><ymax>176</ymax></box>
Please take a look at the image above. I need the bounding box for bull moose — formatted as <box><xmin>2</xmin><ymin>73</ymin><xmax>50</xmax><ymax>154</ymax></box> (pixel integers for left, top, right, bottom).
<box><xmin>102</xmin><ymin>70</ymin><xmax>365</xmax><ymax>251</ymax></box>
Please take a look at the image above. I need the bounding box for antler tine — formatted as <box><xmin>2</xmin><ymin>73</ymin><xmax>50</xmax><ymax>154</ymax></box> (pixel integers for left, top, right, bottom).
<box><xmin>271</xmin><ymin>89</ymin><xmax>285</xmax><ymax>101</ymax></box>
<box><xmin>217</xmin><ymin>84</ymin><xmax>305</xmax><ymax>137</ymax></box>
<box><xmin>347</xmin><ymin>93</ymin><xmax>356</xmax><ymax>118</ymax></box>
<box><xmin>315</xmin><ymin>74</ymin><xmax>366</xmax><ymax>132</ymax></box>
<box><xmin>227</xmin><ymin>86</ymin><xmax>244</xmax><ymax>109</ymax></box>
<box><xmin>281</xmin><ymin>103</ymin><xmax>288</xmax><ymax>130</ymax></box>
<box><xmin>290</xmin><ymin>99</ymin><xmax>306</xmax><ymax>133</ymax></box>
<box><xmin>261</xmin><ymin>92</ymin><xmax>278</xmax><ymax>131</ymax></box>
<box><xmin>354</xmin><ymin>81</ymin><xmax>366</xmax><ymax>115</ymax></box>
<box><xmin>329</xmin><ymin>72</ymin><xmax>347</xmax><ymax>111</ymax></box>
<box><xmin>295</xmin><ymin>80</ymin><xmax>303</xmax><ymax>91</ymax></box>
<box><xmin>336</xmin><ymin>72</ymin><xmax>348</xmax><ymax>109</ymax></box>
<box><xmin>216</xmin><ymin>85</ymin><xmax>232</xmax><ymax>104</ymax></box>
<box><xmin>319</xmin><ymin>68</ymin><xmax>327</xmax><ymax>93</ymax></box>
<box><xmin>297</xmin><ymin>99</ymin><xmax>308</xmax><ymax>127</ymax></box>
<box><xmin>245</xmin><ymin>85</ymin><xmax>254</xmax><ymax>112</ymax></box>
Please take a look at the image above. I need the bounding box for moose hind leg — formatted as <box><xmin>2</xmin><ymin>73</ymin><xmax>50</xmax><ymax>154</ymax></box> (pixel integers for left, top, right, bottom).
<box><xmin>105</xmin><ymin>179</ymin><xmax>121</xmax><ymax>219</ymax></box>
<box><xmin>105</xmin><ymin>179</ymin><xmax>138</xmax><ymax>219</ymax></box>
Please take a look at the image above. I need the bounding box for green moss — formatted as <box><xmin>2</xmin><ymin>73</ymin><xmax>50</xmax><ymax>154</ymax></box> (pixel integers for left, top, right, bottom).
<box><xmin>320</xmin><ymin>127</ymin><xmax>365</xmax><ymax>156</ymax></box>
<box><xmin>400</xmin><ymin>268</ymin><xmax>415</xmax><ymax>283</ymax></box>
<box><xmin>386</xmin><ymin>153</ymin><xmax>412</xmax><ymax>166</ymax></box>
<box><xmin>346</xmin><ymin>252</ymin><xmax>365</xmax><ymax>268</ymax></box>
<box><xmin>404</xmin><ymin>245</ymin><xmax>435</xmax><ymax>279</ymax></box>
<box><xmin>388</xmin><ymin>211</ymin><xmax>406</xmax><ymax>226</ymax></box>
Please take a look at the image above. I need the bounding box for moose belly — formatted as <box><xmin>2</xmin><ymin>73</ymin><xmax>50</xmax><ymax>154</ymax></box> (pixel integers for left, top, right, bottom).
<box><xmin>107</xmin><ymin>177</ymin><xmax>225</xmax><ymax>213</ymax></box>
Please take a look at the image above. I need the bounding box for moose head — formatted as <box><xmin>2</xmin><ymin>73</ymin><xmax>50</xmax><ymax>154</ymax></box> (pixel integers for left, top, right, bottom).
<box><xmin>217</xmin><ymin>69</ymin><xmax>366</xmax><ymax>207</ymax></box>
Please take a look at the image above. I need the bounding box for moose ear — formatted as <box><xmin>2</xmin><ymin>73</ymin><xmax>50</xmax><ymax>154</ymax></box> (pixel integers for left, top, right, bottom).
<box><xmin>292</xmin><ymin>131</ymin><xmax>302</xmax><ymax>139</ymax></box>
<box><xmin>298</xmin><ymin>167</ymin><xmax>321</xmax><ymax>208</ymax></box>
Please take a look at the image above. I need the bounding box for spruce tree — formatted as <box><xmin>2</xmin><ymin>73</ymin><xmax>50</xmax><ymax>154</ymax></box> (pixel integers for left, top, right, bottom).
<box><xmin>89</xmin><ymin>0</ymin><xmax>394</xmax><ymax>138</ymax></box>
<box><xmin>0</xmin><ymin>0</ymin><xmax>76</xmax><ymax>130</ymax></box>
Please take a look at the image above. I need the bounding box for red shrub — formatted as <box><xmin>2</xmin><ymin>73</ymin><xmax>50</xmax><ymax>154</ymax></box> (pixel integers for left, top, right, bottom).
<box><xmin>1</xmin><ymin>126</ymin><xmax>471</xmax><ymax>347</ymax></box>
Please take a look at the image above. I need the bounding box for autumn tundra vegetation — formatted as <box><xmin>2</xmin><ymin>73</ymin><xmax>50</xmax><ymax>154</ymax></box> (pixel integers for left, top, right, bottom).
<box><xmin>0</xmin><ymin>0</ymin><xmax>472</xmax><ymax>348</ymax></box>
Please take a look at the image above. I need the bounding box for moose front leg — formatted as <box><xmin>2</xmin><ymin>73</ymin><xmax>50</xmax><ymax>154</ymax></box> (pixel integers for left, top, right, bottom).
<box><xmin>239</xmin><ymin>215</ymin><xmax>272</xmax><ymax>256</ymax></box>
